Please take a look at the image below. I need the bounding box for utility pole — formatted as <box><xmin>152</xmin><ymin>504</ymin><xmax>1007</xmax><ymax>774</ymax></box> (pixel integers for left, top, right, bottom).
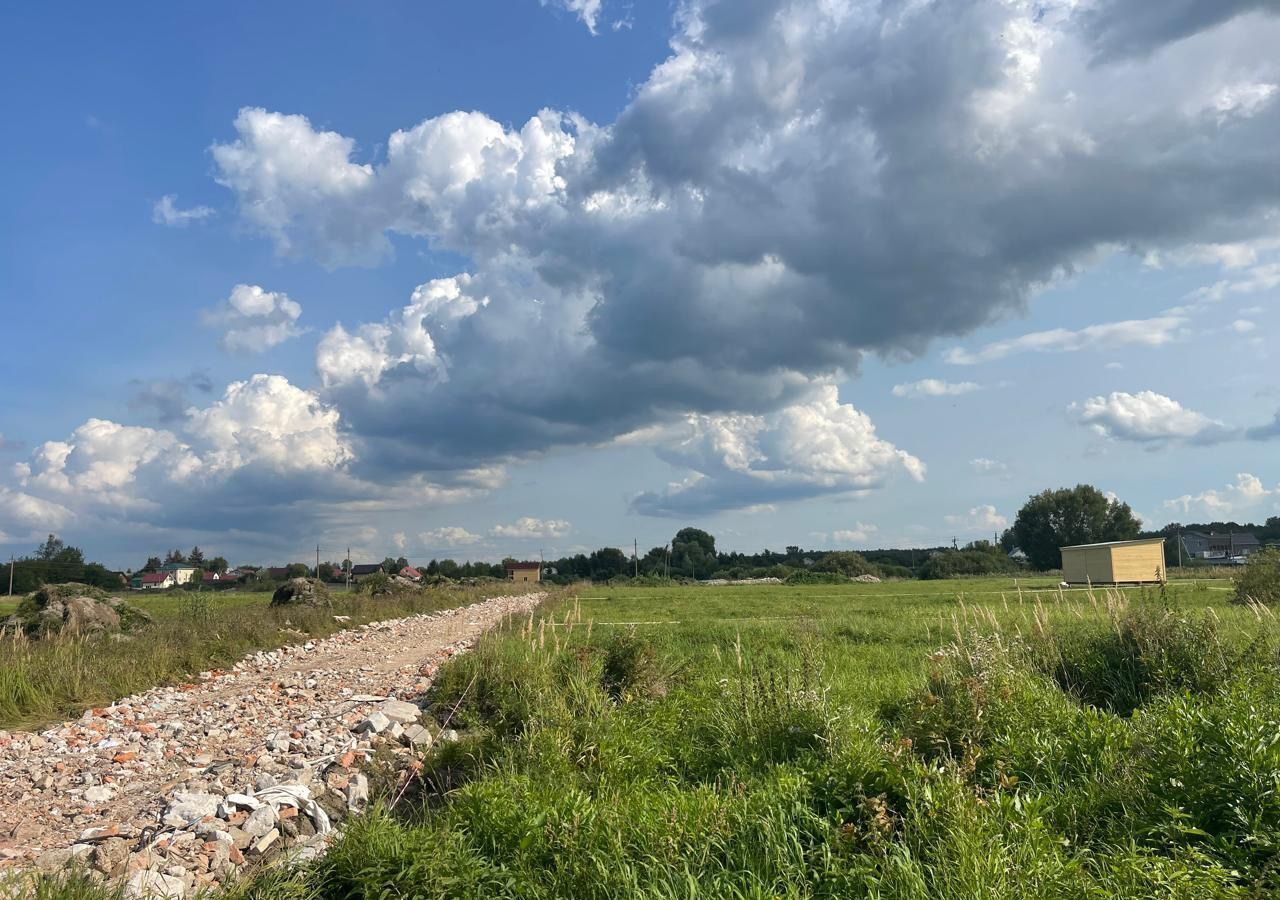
<box><xmin>346</xmin><ymin>546</ymin><xmax>351</xmax><ymax>591</ymax></box>
<box><xmin>316</xmin><ymin>544</ymin><xmax>320</xmax><ymax>579</ymax></box>
<box><xmin>7</xmin><ymin>556</ymin><xmax>13</xmax><ymax>596</ymax></box>
<box><xmin>634</xmin><ymin>538</ymin><xmax>639</xmax><ymax>578</ymax></box>
<box><xmin>1177</xmin><ymin>529</ymin><xmax>1183</xmax><ymax>569</ymax></box>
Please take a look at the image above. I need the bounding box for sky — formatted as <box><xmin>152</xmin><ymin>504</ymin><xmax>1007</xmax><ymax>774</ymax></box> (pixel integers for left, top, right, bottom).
<box><xmin>1</xmin><ymin>0</ymin><xmax>1278</xmax><ymax>569</ymax></box>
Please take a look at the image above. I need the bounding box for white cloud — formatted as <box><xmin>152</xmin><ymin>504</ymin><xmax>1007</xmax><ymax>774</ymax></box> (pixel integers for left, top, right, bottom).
<box><xmin>186</xmin><ymin>375</ymin><xmax>353</xmax><ymax>475</ymax></box>
<box><xmin>202</xmin><ymin>284</ymin><xmax>305</xmax><ymax>354</ymax></box>
<box><xmin>317</xmin><ymin>275</ymin><xmax>485</xmax><ymax>388</ymax></box>
<box><xmin>946</xmin><ymin>317</ymin><xmax>1188</xmax><ymax>365</ymax></box>
<box><xmin>540</xmin><ymin>0</ymin><xmax>602</xmax><ymax>33</ymax></box>
<box><xmin>490</xmin><ymin>517</ymin><xmax>571</xmax><ymax>540</ymax></box>
<box><xmin>152</xmin><ymin>194</ymin><xmax>214</xmax><ymax>227</ymax></box>
<box><xmin>1233</xmin><ymin>319</ymin><xmax>1258</xmax><ymax>334</ymax></box>
<box><xmin>970</xmin><ymin>457</ymin><xmax>1009</xmax><ymax>475</ymax></box>
<box><xmin>632</xmin><ymin>386</ymin><xmax>924</xmax><ymax>515</ymax></box>
<box><xmin>1164</xmin><ymin>473</ymin><xmax>1279</xmax><ymax>518</ymax></box>
<box><xmin>1071</xmin><ymin>390</ymin><xmax>1231</xmax><ymax>444</ymax></box>
<box><xmin>420</xmin><ymin>526</ymin><xmax>483</xmax><ymax>548</ymax></box>
<box><xmin>392</xmin><ymin>531</ymin><xmax>407</xmax><ymax>551</ymax></box>
<box><xmin>945</xmin><ymin>505</ymin><xmax>1009</xmax><ymax>533</ymax></box>
<box><xmin>833</xmin><ymin>523</ymin><xmax>877</xmax><ymax>544</ymax></box>
<box><xmin>0</xmin><ymin>487</ymin><xmax>74</xmax><ymax>540</ymax></box>
<box><xmin>891</xmin><ymin>379</ymin><xmax>982</xmax><ymax>399</ymax></box>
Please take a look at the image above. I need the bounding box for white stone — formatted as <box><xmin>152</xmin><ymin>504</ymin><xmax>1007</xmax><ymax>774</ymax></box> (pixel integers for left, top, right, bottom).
<box><xmin>125</xmin><ymin>870</ymin><xmax>188</xmax><ymax>899</ymax></box>
<box><xmin>379</xmin><ymin>699</ymin><xmax>421</xmax><ymax>724</ymax></box>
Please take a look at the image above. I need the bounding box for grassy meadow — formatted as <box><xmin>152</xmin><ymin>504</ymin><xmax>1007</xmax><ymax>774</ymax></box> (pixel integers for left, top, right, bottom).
<box><xmin>0</xmin><ymin>583</ymin><xmax>526</xmax><ymax>732</ymax></box>
<box><xmin>132</xmin><ymin>572</ymin><xmax>1278</xmax><ymax>900</ymax></box>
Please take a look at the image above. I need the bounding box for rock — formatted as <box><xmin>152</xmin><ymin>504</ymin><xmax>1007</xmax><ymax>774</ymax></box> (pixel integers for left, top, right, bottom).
<box><xmin>853</xmin><ymin>573</ymin><xmax>882</xmax><ymax>583</ymax></box>
<box><xmin>355</xmin><ymin>711</ymin><xmax>392</xmax><ymax>735</ymax></box>
<box><xmin>402</xmin><ymin>724</ymin><xmax>433</xmax><ymax>749</ymax></box>
<box><xmin>92</xmin><ymin>837</ymin><xmax>131</xmax><ymax>876</ymax></box>
<box><xmin>84</xmin><ymin>785</ymin><xmax>116</xmax><ymax>803</ymax></box>
<box><xmin>380</xmin><ymin>698</ymin><xmax>421</xmax><ymax>724</ymax></box>
<box><xmin>346</xmin><ymin>773</ymin><xmax>369</xmax><ymax>811</ymax></box>
<box><xmin>241</xmin><ymin>805</ymin><xmax>277</xmax><ymax>839</ymax></box>
<box><xmin>225</xmin><ymin>826</ymin><xmax>251</xmax><ymax>851</ymax></box>
<box><xmin>250</xmin><ymin>828</ymin><xmax>280</xmax><ymax>856</ymax></box>
<box><xmin>35</xmin><ymin>847</ymin><xmax>75</xmax><ymax>872</ymax></box>
<box><xmin>438</xmin><ymin>728</ymin><xmax>460</xmax><ymax>744</ymax></box>
<box><xmin>270</xmin><ymin>578</ymin><xmax>330</xmax><ymax>608</ymax></box>
<box><xmin>162</xmin><ymin>792</ymin><xmax>220</xmax><ymax>827</ymax></box>
<box><xmin>125</xmin><ymin>869</ymin><xmax>188</xmax><ymax>899</ymax></box>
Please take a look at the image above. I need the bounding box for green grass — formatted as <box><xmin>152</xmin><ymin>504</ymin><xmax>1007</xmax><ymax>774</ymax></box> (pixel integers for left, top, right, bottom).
<box><xmin>20</xmin><ymin>575</ymin><xmax>1278</xmax><ymax>899</ymax></box>
<box><xmin>0</xmin><ymin>583</ymin><xmax>529</xmax><ymax>731</ymax></box>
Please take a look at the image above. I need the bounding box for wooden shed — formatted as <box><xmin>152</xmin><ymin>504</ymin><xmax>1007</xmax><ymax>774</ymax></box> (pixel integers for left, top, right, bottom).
<box><xmin>1060</xmin><ymin>538</ymin><xmax>1166</xmax><ymax>585</ymax></box>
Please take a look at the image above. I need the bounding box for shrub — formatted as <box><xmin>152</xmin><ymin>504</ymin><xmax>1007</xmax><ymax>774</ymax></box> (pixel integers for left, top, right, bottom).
<box><xmin>600</xmin><ymin>629</ymin><xmax>665</xmax><ymax>701</ymax></box>
<box><xmin>1234</xmin><ymin>547</ymin><xmax>1280</xmax><ymax>605</ymax></box>
<box><xmin>362</xmin><ymin>571</ymin><xmax>391</xmax><ymax>595</ymax></box>
<box><xmin>918</xmin><ymin>548</ymin><xmax>1017</xmax><ymax>580</ymax></box>
<box><xmin>815</xmin><ymin>551</ymin><xmax>879</xmax><ymax>578</ymax></box>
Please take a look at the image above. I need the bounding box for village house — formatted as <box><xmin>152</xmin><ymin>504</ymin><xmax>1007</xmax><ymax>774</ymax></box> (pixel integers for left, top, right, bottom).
<box><xmin>399</xmin><ymin>565</ymin><xmax>422</xmax><ymax>582</ymax></box>
<box><xmin>350</xmin><ymin>564</ymin><xmax>384</xmax><ymax>581</ymax></box>
<box><xmin>132</xmin><ymin>571</ymin><xmax>175</xmax><ymax>590</ymax></box>
<box><xmin>1181</xmin><ymin>531</ymin><xmax>1261</xmax><ymax>560</ymax></box>
<box><xmin>505</xmin><ymin>561</ymin><xmax>541</xmax><ymax>583</ymax></box>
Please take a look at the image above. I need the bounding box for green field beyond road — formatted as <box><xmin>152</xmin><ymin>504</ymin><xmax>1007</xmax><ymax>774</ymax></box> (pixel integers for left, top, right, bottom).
<box><xmin>148</xmin><ymin>572</ymin><xmax>1279</xmax><ymax>900</ymax></box>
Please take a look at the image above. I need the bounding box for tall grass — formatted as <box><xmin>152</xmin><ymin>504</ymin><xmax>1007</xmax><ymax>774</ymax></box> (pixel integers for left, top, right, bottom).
<box><xmin>0</xmin><ymin>583</ymin><xmax>530</xmax><ymax>731</ymax></box>
<box><xmin>16</xmin><ymin>576</ymin><xmax>1278</xmax><ymax>899</ymax></box>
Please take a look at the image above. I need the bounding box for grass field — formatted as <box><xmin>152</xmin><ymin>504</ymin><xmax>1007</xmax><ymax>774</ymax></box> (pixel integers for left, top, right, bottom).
<box><xmin>0</xmin><ymin>583</ymin><xmax>525</xmax><ymax>731</ymax></box>
<box><xmin>112</xmin><ymin>572</ymin><xmax>1271</xmax><ymax>900</ymax></box>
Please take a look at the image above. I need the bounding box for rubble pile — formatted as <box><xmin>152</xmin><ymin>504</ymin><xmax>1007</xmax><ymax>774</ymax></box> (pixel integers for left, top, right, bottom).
<box><xmin>0</xmin><ymin>592</ymin><xmax>544</xmax><ymax>897</ymax></box>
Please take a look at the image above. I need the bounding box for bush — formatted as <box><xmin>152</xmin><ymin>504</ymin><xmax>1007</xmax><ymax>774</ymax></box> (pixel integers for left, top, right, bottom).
<box><xmin>1234</xmin><ymin>548</ymin><xmax>1280</xmax><ymax>605</ymax></box>
<box><xmin>600</xmin><ymin>629</ymin><xmax>665</xmax><ymax>701</ymax></box>
<box><xmin>918</xmin><ymin>548</ymin><xmax>1017</xmax><ymax>580</ymax></box>
<box><xmin>814</xmin><ymin>551</ymin><xmax>879</xmax><ymax>578</ymax></box>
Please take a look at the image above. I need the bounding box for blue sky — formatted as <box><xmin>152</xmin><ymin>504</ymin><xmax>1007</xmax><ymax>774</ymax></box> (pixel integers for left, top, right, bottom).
<box><xmin>1</xmin><ymin>0</ymin><xmax>1277</xmax><ymax>568</ymax></box>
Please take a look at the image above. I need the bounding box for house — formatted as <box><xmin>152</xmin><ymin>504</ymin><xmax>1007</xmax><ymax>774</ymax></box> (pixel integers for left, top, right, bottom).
<box><xmin>132</xmin><ymin>571</ymin><xmax>175</xmax><ymax>590</ymax></box>
<box><xmin>505</xmin><ymin>561</ymin><xmax>542</xmax><ymax>583</ymax></box>
<box><xmin>1061</xmin><ymin>538</ymin><xmax>1166</xmax><ymax>585</ymax></box>
<box><xmin>1180</xmin><ymin>531</ymin><xmax>1260</xmax><ymax>560</ymax></box>
<box><xmin>350</xmin><ymin>564</ymin><xmax>384</xmax><ymax>580</ymax></box>
<box><xmin>159</xmin><ymin>563</ymin><xmax>199</xmax><ymax>585</ymax></box>
<box><xmin>266</xmin><ymin>567</ymin><xmax>291</xmax><ymax>580</ymax></box>
<box><xmin>201</xmin><ymin>570</ymin><xmax>233</xmax><ymax>584</ymax></box>
<box><xmin>399</xmin><ymin>566</ymin><xmax>422</xmax><ymax>582</ymax></box>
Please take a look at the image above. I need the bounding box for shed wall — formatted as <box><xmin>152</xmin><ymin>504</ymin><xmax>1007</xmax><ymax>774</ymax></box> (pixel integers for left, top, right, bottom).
<box><xmin>1109</xmin><ymin>543</ymin><xmax>1166</xmax><ymax>583</ymax></box>
<box><xmin>1062</xmin><ymin>546</ymin><xmax>1114</xmax><ymax>584</ymax></box>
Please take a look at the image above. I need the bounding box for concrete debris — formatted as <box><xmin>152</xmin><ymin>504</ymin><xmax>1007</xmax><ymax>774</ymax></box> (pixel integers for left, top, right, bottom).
<box><xmin>0</xmin><ymin>591</ymin><xmax>545</xmax><ymax>892</ymax></box>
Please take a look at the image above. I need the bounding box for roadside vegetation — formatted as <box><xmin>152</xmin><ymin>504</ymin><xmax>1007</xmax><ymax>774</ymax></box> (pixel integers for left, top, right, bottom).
<box><xmin>0</xmin><ymin>582</ymin><xmax>529</xmax><ymax>732</ymax></box>
<box><xmin>82</xmin><ymin>572</ymin><xmax>1268</xmax><ymax>899</ymax></box>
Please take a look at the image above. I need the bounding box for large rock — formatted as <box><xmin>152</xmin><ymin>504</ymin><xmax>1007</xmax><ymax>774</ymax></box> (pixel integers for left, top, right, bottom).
<box><xmin>270</xmin><ymin>578</ymin><xmax>330</xmax><ymax>607</ymax></box>
<box><xmin>4</xmin><ymin>583</ymin><xmax>152</xmax><ymax>637</ymax></box>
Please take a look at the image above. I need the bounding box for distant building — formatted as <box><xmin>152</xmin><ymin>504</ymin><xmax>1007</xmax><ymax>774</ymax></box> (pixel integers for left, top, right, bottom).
<box><xmin>133</xmin><ymin>571</ymin><xmax>175</xmax><ymax>590</ymax></box>
<box><xmin>1061</xmin><ymin>538</ymin><xmax>1166</xmax><ymax>585</ymax></box>
<box><xmin>159</xmin><ymin>563</ymin><xmax>199</xmax><ymax>585</ymax></box>
<box><xmin>266</xmin><ymin>567</ymin><xmax>291</xmax><ymax>580</ymax></box>
<box><xmin>350</xmin><ymin>564</ymin><xmax>384</xmax><ymax>580</ymax></box>
<box><xmin>399</xmin><ymin>566</ymin><xmax>422</xmax><ymax>581</ymax></box>
<box><xmin>505</xmin><ymin>561</ymin><xmax>542</xmax><ymax>583</ymax></box>
<box><xmin>1181</xmin><ymin>531</ymin><xmax>1260</xmax><ymax>560</ymax></box>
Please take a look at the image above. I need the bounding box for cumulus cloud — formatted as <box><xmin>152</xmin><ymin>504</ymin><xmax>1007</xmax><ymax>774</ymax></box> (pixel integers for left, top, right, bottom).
<box><xmin>631</xmin><ymin>386</ymin><xmax>924</xmax><ymax>516</ymax></box>
<box><xmin>197</xmin><ymin>0</ymin><xmax>1280</xmax><ymax>480</ymax></box>
<box><xmin>490</xmin><ymin>517</ymin><xmax>571</xmax><ymax>539</ymax></box>
<box><xmin>892</xmin><ymin>379</ymin><xmax>983</xmax><ymax>399</ymax></box>
<box><xmin>945</xmin><ymin>505</ymin><xmax>1009</xmax><ymax>533</ymax></box>
<box><xmin>970</xmin><ymin>457</ymin><xmax>1009</xmax><ymax>475</ymax></box>
<box><xmin>0</xmin><ymin>487</ymin><xmax>74</xmax><ymax>543</ymax></box>
<box><xmin>202</xmin><ymin>284</ymin><xmax>305</xmax><ymax>354</ymax></box>
<box><xmin>152</xmin><ymin>194</ymin><xmax>214</xmax><ymax>227</ymax></box>
<box><xmin>420</xmin><ymin>526</ymin><xmax>482</xmax><ymax>548</ymax></box>
<box><xmin>946</xmin><ymin>317</ymin><xmax>1189</xmax><ymax>366</ymax></box>
<box><xmin>1072</xmin><ymin>390</ymin><xmax>1233</xmax><ymax>444</ymax></box>
<box><xmin>1164</xmin><ymin>472</ymin><xmax>1279</xmax><ymax>517</ymax></box>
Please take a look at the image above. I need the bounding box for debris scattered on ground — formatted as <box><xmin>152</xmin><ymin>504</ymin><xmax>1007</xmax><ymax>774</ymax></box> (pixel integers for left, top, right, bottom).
<box><xmin>0</xmin><ymin>591</ymin><xmax>545</xmax><ymax>896</ymax></box>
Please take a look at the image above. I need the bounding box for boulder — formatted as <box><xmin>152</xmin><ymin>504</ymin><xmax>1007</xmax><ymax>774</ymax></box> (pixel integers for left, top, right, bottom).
<box><xmin>4</xmin><ymin>583</ymin><xmax>152</xmax><ymax>637</ymax></box>
<box><xmin>270</xmin><ymin>578</ymin><xmax>330</xmax><ymax>607</ymax></box>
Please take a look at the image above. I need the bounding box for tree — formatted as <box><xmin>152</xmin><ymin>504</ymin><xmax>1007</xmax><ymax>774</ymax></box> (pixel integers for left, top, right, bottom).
<box><xmin>35</xmin><ymin>534</ymin><xmax>68</xmax><ymax>561</ymax></box>
<box><xmin>142</xmin><ymin>556</ymin><xmax>162</xmax><ymax>572</ymax></box>
<box><xmin>164</xmin><ymin>549</ymin><xmax>185</xmax><ymax>564</ymax></box>
<box><xmin>317</xmin><ymin>562</ymin><xmax>337</xmax><ymax>582</ymax></box>
<box><xmin>395</xmin><ymin>556</ymin><xmax>409</xmax><ymax>571</ymax></box>
<box><xmin>381</xmin><ymin>557</ymin><xmax>399</xmax><ymax>574</ymax></box>
<box><xmin>671</xmin><ymin>527</ymin><xmax>717</xmax><ymax>579</ymax></box>
<box><xmin>188</xmin><ymin>546</ymin><xmax>205</xmax><ymax>568</ymax></box>
<box><xmin>589</xmin><ymin>547</ymin><xmax>629</xmax><ymax>580</ymax></box>
<box><xmin>207</xmin><ymin>556</ymin><xmax>229</xmax><ymax>573</ymax></box>
<box><xmin>1009</xmin><ymin>485</ymin><xmax>1141</xmax><ymax>571</ymax></box>
<box><xmin>285</xmin><ymin>563</ymin><xmax>309</xmax><ymax>579</ymax></box>
<box><xmin>814</xmin><ymin>551</ymin><xmax>878</xmax><ymax>578</ymax></box>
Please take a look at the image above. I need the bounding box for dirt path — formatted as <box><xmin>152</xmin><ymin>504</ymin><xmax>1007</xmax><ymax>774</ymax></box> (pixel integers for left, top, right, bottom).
<box><xmin>0</xmin><ymin>591</ymin><xmax>544</xmax><ymax>894</ymax></box>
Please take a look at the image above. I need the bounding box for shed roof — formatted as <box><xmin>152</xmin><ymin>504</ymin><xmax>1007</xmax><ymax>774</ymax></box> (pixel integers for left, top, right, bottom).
<box><xmin>1060</xmin><ymin>537</ymin><xmax>1165</xmax><ymax>551</ymax></box>
<box><xmin>505</xmin><ymin>561</ymin><xmax>541</xmax><ymax>570</ymax></box>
